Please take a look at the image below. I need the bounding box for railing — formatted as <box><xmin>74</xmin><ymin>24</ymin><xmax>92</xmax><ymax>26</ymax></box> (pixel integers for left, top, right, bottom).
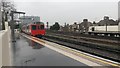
<box><xmin>0</xmin><ymin>22</ymin><xmax>11</xmax><ymax>67</ymax></box>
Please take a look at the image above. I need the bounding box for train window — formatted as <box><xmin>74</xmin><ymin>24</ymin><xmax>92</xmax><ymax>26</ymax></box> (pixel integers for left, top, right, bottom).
<box><xmin>32</xmin><ymin>25</ymin><xmax>36</xmax><ymax>30</ymax></box>
<box><xmin>41</xmin><ymin>25</ymin><xmax>44</xmax><ymax>29</ymax></box>
<box><xmin>38</xmin><ymin>25</ymin><xmax>44</xmax><ymax>30</ymax></box>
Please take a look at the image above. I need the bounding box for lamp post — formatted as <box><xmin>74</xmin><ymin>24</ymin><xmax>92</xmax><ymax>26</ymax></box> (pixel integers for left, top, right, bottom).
<box><xmin>106</xmin><ymin>20</ymin><xmax>107</xmax><ymax>32</ymax></box>
<box><xmin>104</xmin><ymin>16</ymin><xmax>108</xmax><ymax>32</ymax></box>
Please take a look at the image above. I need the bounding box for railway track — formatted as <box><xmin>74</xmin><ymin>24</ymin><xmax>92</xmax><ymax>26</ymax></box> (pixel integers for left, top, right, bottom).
<box><xmin>47</xmin><ymin>31</ymin><xmax>120</xmax><ymax>41</ymax></box>
<box><xmin>46</xmin><ymin>33</ymin><xmax>120</xmax><ymax>49</ymax></box>
<box><xmin>43</xmin><ymin>34</ymin><xmax>120</xmax><ymax>63</ymax></box>
<box><xmin>49</xmin><ymin>33</ymin><xmax>119</xmax><ymax>45</ymax></box>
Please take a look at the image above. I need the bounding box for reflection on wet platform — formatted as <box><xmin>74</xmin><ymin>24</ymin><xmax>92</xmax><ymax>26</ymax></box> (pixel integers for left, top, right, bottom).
<box><xmin>28</xmin><ymin>40</ymin><xmax>44</xmax><ymax>49</ymax></box>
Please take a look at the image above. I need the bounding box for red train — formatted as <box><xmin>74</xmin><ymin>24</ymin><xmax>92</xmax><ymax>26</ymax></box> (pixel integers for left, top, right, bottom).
<box><xmin>22</xmin><ymin>22</ymin><xmax>45</xmax><ymax>38</ymax></box>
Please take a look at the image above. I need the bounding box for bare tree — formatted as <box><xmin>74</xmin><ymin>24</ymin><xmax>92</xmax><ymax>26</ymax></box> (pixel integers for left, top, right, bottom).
<box><xmin>1</xmin><ymin>0</ymin><xmax>16</xmax><ymax>30</ymax></box>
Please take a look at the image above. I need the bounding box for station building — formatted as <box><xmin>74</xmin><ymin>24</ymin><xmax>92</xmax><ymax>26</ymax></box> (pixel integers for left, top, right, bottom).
<box><xmin>19</xmin><ymin>16</ymin><xmax>40</xmax><ymax>25</ymax></box>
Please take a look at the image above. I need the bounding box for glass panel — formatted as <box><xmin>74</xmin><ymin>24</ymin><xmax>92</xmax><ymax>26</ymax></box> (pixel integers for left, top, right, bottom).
<box><xmin>38</xmin><ymin>25</ymin><xmax>44</xmax><ymax>30</ymax></box>
<box><xmin>32</xmin><ymin>25</ymin><xmax>36</xmax><ymax>30</ymax></box>
<box><xmin>41</xmin><ymin>25</ymin><xmax>44</xmax><ymax>29</ymax></box>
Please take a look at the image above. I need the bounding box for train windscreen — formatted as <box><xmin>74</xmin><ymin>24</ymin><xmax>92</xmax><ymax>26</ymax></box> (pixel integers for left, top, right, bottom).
<box><xmin>41</xmin><ymin>25</ymin><xmax>44</xmax><ymax>29</ymax></box>
<box><xmin>32</xmin><ymin>25</ymin><xmax>36</xmax><ymax>30</ymax></box>
<box><xmin>38</xmin><ymin>25</ymin><xmax>44</xmax><ymax>30</ymax></box>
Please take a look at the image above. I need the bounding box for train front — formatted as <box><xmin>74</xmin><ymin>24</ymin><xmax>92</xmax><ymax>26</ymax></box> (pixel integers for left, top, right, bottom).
<box><xmin>31</xmin><ymin>22</ymin><xmax>45</xmax><ymax>38</ymax></box>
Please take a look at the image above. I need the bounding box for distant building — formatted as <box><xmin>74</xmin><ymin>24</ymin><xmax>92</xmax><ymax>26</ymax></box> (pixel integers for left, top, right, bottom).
<box><xmin>59</xmin><ymin>23</ymin><xmax>70</xmax><ymax>32</ymax></box>
<box><xmin>19</xmin><ymin>16</ymin><xmax>40</xmax><ymax>25</ymax></box>
<box><xmin>71</xmin><ymin>22</ymin><xmax>79</xmax><ymax>32</ymax></box>
<box><xmin>66</xmin><ymin>22</ymin><xmax>79</xmax><ymax>32</ymax></box>
<box><xmin>69</xmin><ymin>25</ymin><xmax>73</xmax><ymax>32</ymax></box>
<box><xmin>97</xmin><ymin>16</ymin><xmax>118</xmax><ymax>26</ymax></box>
<box><xmin>59</xmin><ymin>20</ymin><xmax>92</xmax><ymax>33</ymax></box>
<box><xmin>79</xmin><ymin>19</ymin><xmax>92</xmax><ymax>33</ymax></box>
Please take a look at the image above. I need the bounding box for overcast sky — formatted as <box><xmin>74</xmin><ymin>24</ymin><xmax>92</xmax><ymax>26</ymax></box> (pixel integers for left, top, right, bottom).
<box><xmin>12</xmin><ymin>0</ymin><xmax>119</xmax><ymax>26</ymax></box>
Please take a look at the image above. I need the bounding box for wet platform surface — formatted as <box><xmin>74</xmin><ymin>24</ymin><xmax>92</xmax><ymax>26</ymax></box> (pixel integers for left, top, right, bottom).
<box><xmin>11</xmin><ymin>35</ymin><xmax>88</xmax><ymax>66</ymax></box>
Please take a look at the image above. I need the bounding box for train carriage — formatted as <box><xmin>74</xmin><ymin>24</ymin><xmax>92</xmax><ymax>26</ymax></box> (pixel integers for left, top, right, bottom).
<box><xmin>88</xmin><ymin>23</ymin><xmax>120</xmax><ymax>37</ymax></box>
<box><xmin>22</xmin><ymin>22</ymin><xmax>45</xmax><ymax>38</ymax></box>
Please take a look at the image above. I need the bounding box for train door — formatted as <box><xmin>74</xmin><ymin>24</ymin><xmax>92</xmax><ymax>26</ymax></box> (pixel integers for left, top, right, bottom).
<box><xmin>41</xmin><ymin>25</ymin><xmax>44</xmax><ymax>30</ymax></box>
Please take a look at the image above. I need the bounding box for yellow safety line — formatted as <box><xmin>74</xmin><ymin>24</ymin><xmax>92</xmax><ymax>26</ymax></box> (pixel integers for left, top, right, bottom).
<box><xmin>58</xmin><ymin>45</ymin><xmax>120</xmax><ymax>67</ymax></box>
<box><xmin>46</xmin><ymin>42</ymin><xmax>120</xmax><ymax>67</ymax></box>
<box><xmin>21</xmin><ymin>34</ymin><xmax>120</xmax><ymax>67</ymax></box>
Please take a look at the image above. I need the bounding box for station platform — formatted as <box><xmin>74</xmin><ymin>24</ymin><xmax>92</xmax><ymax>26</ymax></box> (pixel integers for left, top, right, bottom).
<box><xmin>9</xmin><ymin>33</ymin><xmax>119</xmax><ymax>67</ymax></box>
<box><xmin>12</xmin><ymin>34</ymin><xmax>88</xmax><ymax>66</ymax></box>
